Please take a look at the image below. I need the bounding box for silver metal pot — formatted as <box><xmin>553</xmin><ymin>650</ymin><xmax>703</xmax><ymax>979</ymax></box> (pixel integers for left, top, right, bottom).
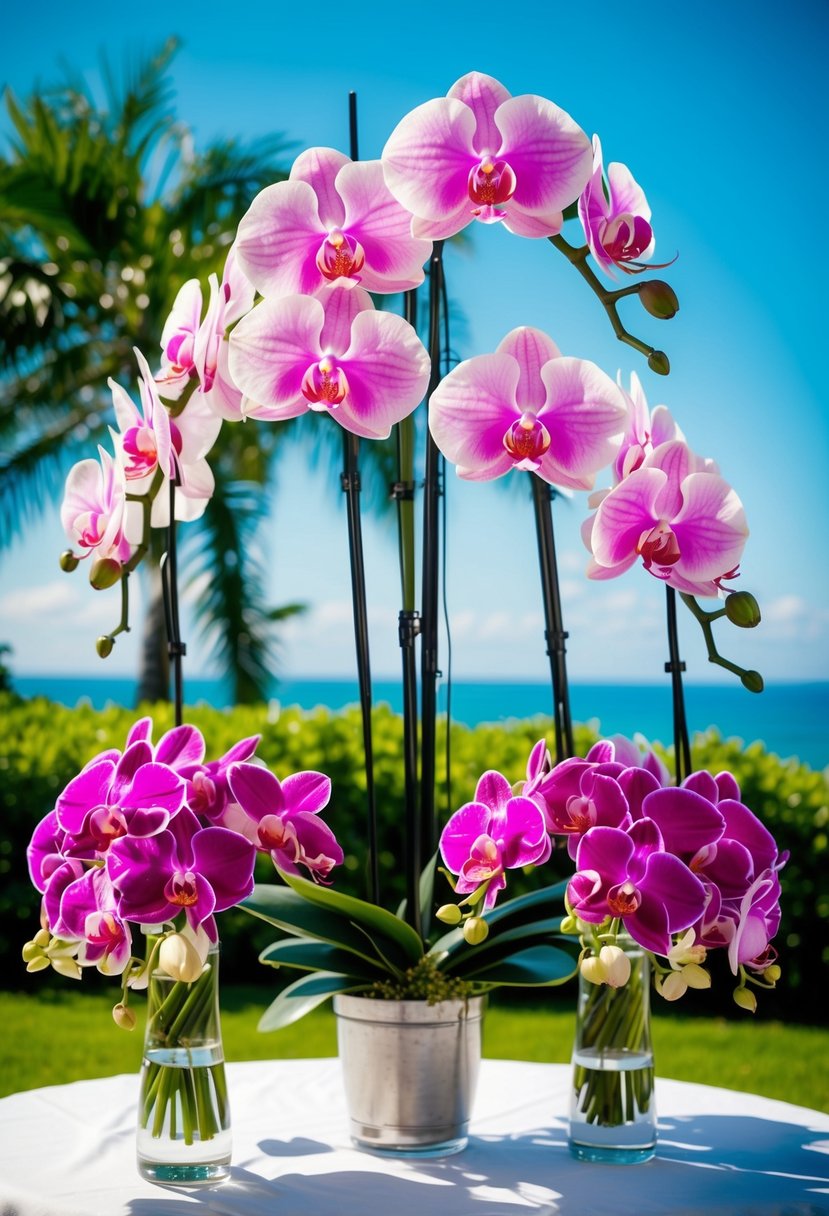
<box><xmin>333</xmin><ymin>993</ymin><xmax>485</xmax><ymax>1156</ymax></box>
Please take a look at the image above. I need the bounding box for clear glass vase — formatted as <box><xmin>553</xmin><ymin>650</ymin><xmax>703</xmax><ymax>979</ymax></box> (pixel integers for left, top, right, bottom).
<box><xmin>136</xmin><ymin>940</ymin><xmax>232</xmax><ymax>1186</ymax></box>
<box><xmin>568</xmin><ymin>938</ymin><xmax>656</xmax><ymax>1164</ymax></box>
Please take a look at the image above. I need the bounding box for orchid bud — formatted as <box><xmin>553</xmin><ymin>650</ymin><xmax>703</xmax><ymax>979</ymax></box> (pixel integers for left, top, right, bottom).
<box><xmin>436</xmin><ymin>904</ymin><xmax>463</xmax><ymax>926</ymax></box>
<box><xmin>764</xmin><ymin>964</ymin><xmax>782</xmax><ymax>983</ymax></box>
<box><xmin>462</xmin><ymin>916</ymin><xmax>489</xmax><ymax>945</ymax></box>
<box><xmin>21</xmin><ymin>941</ymin><xmax>41</xmax><ymax>963</ymax></box>
<box><xmin>647</xmin><ymin>350</ymin><xmax>670</xmax><ymax>376</ymax></box>
<box><xmin>725</xmin><ymin>591</ymin><xmax>761</xmax><ymax>628</ymax></box>
<box><xmin>598</xmin><ymin>945</ymin><xmax>631</xmax><ymax>988</ymax></box>
<box><xmin>733</xmin><ymin>986</ymin><xmax>757</xmax><ymax>1013</ymax></box>
<box><xmin>658</xmin><ymin>970</ymin><xmax>687</xmax><ymax>1001</ymax></box>
<box><xmin>26</xmin><ymin>956</ymin><xmax>50</xmax><ymax>973</ymax></box>
<box><xmin>59</xmin><ymin>549</ymin><xmax>80</xmax><ymax>572</ymax></box>
<box><xmin>580</xmin><ymin>953</ymin><xmax>607</xmax><ymax>985</ymax></box>
<box><xmin>639</xmin><ymin>280</ymin><xmax>679</xmax><ymax>320</ymax></box>
<box><xmin>560</xmin><ymin>914</ymin><xmax>578</xmax><ymax>935</ymax></box>
<box><xmin>34</xmin><ymin>928</ymin><xmax>52</xmax><ymax>949</ymax></box>
<box><xmin>680</xmin><ymin>963</ymin><xmax>711</xmax><ymax>990</ymax></box>
<box><xmin>50</xmin><ymin>956</ymin><xmax>82</xmax><ymax>980</ymax></box>
<box><xmin>89</xmin><ymin>558</ymin><xmax>122</xmax><ymax>590</ymax></box>
<box><xmin>159</xmin><ymin>932</ymin><xmax>204</xmax><ymax>983</ymax></box>
<box><xmin>96</xmin><ymin>635</ymin><xmax>114</xmax><ymax>659</ymax></box>
<box><xmin>741</xmin><ymin>670</ymin><xmax>764</xmax><ymax>694</ymax></box>
<box><xmin>112</xmin><ymin>1002</ymin><xmax>137</xmax><ymax>1031</ymax></box>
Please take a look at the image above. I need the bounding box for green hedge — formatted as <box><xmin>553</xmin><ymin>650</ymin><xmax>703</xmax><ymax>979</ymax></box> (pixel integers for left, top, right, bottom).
<box><xmin>2</xmin><ymin>692</ymin><xmax>825</xmax><ymax>1021</ymax></box>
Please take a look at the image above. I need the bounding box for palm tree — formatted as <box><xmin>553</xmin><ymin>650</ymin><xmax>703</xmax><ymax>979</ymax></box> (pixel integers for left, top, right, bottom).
<box><xmin>0</xmin><ymin>39</ymin><xmax>305</xmax><ymax>701</ymax></box>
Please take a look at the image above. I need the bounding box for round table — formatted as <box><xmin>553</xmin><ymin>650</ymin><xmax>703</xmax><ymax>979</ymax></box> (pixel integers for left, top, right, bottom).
<box><xmin>1</xmin><ymin>1059</ymin><xmax>827</xmax><ymax>1215</ymax></box>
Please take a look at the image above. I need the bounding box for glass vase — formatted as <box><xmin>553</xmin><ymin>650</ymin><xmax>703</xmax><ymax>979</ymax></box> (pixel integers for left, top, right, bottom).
<box><xmin>568</xmin><ymin>938</ymin><xmax>656</xmax><ymax>1164</ymax></box>
<box><xmin>136</xmin><ymin>940</ymin><xmax>232</xmax><ymax>1186</ymax></box>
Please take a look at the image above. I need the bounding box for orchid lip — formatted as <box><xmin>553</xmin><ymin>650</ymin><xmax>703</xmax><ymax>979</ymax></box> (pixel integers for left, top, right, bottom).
<box><xmin>164</xmin><ymin>870</ymin><xmax>199</xmax><ymax>907</ymax></box>
<box><xmin>315</xmin><ymin>229</ymin><xmax>366</xmax><ymax>283</ymax></box>
<box><xmin>637</xmin><ymin>521</ymin><xmax>681</xmax><ymax>569</ymax></box>
<box><xmin>607</xmin><ymin>880</ymin><xmax>641</xmax><ymax>917</ymax></box>
<box><xmin>503</xmin><ymin>412</ymin><xmax>551</xmax><ymax>464</ymax></box>
<box><xmin>467</xmin><ymin>157</ymin><xmax>517</xmax><ymax>207</ymax></box>
<box><xmin>301</xmin><ymin>356</ymin><xmax>349</xmax><ymax>410</ymax></box>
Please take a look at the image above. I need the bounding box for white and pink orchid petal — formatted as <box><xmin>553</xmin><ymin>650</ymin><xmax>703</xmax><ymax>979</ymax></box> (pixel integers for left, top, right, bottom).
<box><xmin>501</xmin><ymin>206</ymin><xmax>565</xmax><ymax>238</ymax></box>
<box><xmin>318</xmin><ymin>284</ymin><xmax>375</xmax><ymax>354</ymax></box>
<box><xmin>290</xmin><ymin>147</ymin><xmax>349</xmax><ymax>229</ymax></box>
<box><xmin>221</xmin><ymin>242</ymin><xmax>255</xmax><ymax>329</ymax></box>
<box><xmin>160</xmin><ymin>279</ymin><xmax>203</xmax><ymax>362</ymax></box>
<box><xmin>234</xmin><ymin>180</ymin><xmax>326</xmax><ymax>298</ymax></box>
<box><xmin>650</xmin><ymin>404</ymin><xmax>683</xmax><ymax>448</ymax></box>
<box><xmin>536</xmin><ymin>358</ymin><xmax>626</xmax><ymax>489</ymax></box>
<box><xmin>337</xmin><ymin>160</ymin><xmax>430</xmax><ymax>293</ymax></box>
<box><xmin>448</xmin><ymin>72</ymin><xmax>512</xmax><ymax>155</ymax></box>
<box><xmin>648</xmin><ymin>440</ymin><xmax>705</xmax><ymax>518</ymax></box>
<box><xmin>494</xmin><ymin>94</ymin><xmax>592</xmax><ymax>214</ymax></box>
<box><xmin>203</xmin><ymin>340</ymin><xmax>245</xmax><ymax>421</ymax></box>
<box><xmin>193</xmin><ymin>274</ymin><xmax>223</xmax><ymax>390</ymax></box>
<box><xmin>411</xmin><ymin>206</ymin><xmax>473</xmax><ymax>241</ymax></box>
<box><xmin>429</xmin><ymin>352</ymin><xmax>522</xmax><ymax>478</ymax></box>
<box><xmin>672</xmin><ymin>473</ymin><xmax>748</xmax><ymax>581</ymax></box>
<box><xmin>607</xmin><ymin>160</ymin><xmax>652</xmax><ymax>227</ymax></box>
<box><xmin>591</xmin><ymin>467</ymin><xmax>668</xmax><ymax>567</ymax></box>
<box><xmin>497</xmin><ymin>328</ymin><xmax>561</xmax><ymax>412</ymax></box>
<box><xmin>228</xmin><ymin>294</ymin><xmax>324</xmax><ymax>412</ymax></box>
<box><xmin>382</xmin><ymin>97</ymin><xmax>477</xmax><ymax>223</ymax></box>
<box><xmin>134</xmin><ymin>348</ymin><xmax>173</xmax><ymax>478</ymax></box>
<box><xmin>335</xmin><ymin>310</ymin><xmax>430</xmax><ymax>439</ymax></box>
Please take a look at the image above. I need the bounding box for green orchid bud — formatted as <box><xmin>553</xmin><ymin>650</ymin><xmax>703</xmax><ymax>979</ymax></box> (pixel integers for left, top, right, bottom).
<box><xmin>733</xmin><ymin>985</ymin><xmax>757</xmax><ymax>1013</ymax></box>
<box><xmin>51</xmin><ymin>955</ymin><xmax>82</xmax><ymax>980</ymax></box>
<box><xmin>647</xmin><ymin>350</ymin><xmax>671</xmax><ymax>376</ymax></box>
<box><xmin>26</xmin><ymin>956</ymin><xmax>50</xmax><ymax>973</ymax></box>
<box><xmin>33</xmin><ymin>928</ymin><xmax>51</xmax><ymax>949</ymax></box>
<box><xmin>639</xmin><ymin>280</ymin><xmax>679</xmax><ymax>319</ymax></box>
<box><xmin>725</xmin><ymin>591</ymin><xmax>761</xmax><ymax>628</ymax></box>
<box><xmin>741</xmin><ymin>670</ymin><xmax>764</xmax><ymax>694</ymax></box>
<box><xmin>436</xmin><ymin>903</ymin><xmax>463</xmax><ymax>926</ymax></box>
<box><xmin>462</xmin><ymin>916</ymin><xmax>489</xmax><ymax>945</ymax></box>
<box><xmin>21</xmin><ymin>941</ymin><xmax>41</xmax><ymax>963</ymax></box>
<box><xmin>89</xmin><ymin>557</ymin><xmax>122</xmax><ymax>590</ymax></box>
<box><xmin>560</xmin><ymin>914</ymin><xmax>578</xmax><ymax>935</ymax></box>
<box><xmin>112</xmin><ymin>1002</ymin><xmax>137</xmax><ymax>1031</ymax></box>
<box><xmin>59</xmin><ymin>550</ymin><xmax>80</xmax><ymax>573</ymax></box>
<box><xmin>96</xmin><ymin>635</ymin><xmax>115</xmax><ymax>659</ymax></box>
<box><xmin>764</xmin><ymin>963</ymin><xmax>781</xmax><ymax>983</ymax></box>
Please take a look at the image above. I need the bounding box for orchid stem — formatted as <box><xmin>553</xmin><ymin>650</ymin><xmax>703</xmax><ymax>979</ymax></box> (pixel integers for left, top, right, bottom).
<box><xmin>420</xmin><ymin>241</ymin><xmax>445</xmax><ymax>878</ymax></box>
<box><xmin>160</xmin><ymin>473</ymin><xmax>186</xmax><ymax>727</ymax></box>
<box><xmin>343</xmin><ymin>89</ymin><xmax>379</xmax><ymax>907</ymax></box>
<box><xmin>549</xmin><ymin>234</ymin><xmax>667</xmax><ymax>371</ymax></box>
<box><xmin>665</xmin><ymin>585</ymin><xmax>691</xmax><ymax>782</ymax></box>
<box><xmin>531</xmin><ymin>475</ymin><xmax>574</xmax><ymax>762</ymax></box>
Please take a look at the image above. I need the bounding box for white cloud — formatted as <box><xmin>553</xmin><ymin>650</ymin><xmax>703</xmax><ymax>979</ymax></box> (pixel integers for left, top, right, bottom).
<box><xmin>762</xmin><ymin>595</ymin><xmax>829</xmax><ymax>640</ymax></box>
<box><xmin>0</xmin><ymin>580</ymin><xmax>78</xmax><ymax>618</ymax></box>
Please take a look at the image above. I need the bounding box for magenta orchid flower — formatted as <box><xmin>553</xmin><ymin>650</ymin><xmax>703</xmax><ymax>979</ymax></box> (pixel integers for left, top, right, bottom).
<box><xmin>584</xmin><ymin>439</ymin><xmax>748</xmax><ymax>596</ymax></box>
<box><xmin>382</xmin><ymin>72</ymin><xmax>592</xmax><ymax>239</ymax></box>
<box><xmin>228</xmin><ymin>284</ymin><xmax>430</xmax><ymax>439</ymax></box>
<box><xmin>439</xmin><ymin>770</ymin><xmax>551</xmax><ymax>910</ymax></box>
<box><xmin>60</xmin><ymin>444</ymin><xmax>132</xmax><ymax>565</ymax></box>
<box><xmin>234</xmin><ymin>147</ymin><xmax>431</xmax><ymax>300</ymax></box>
<box><xmin>578</xmin><ymin>136</ymin><xmax>655</xmax><ymax>277</ymax></box>
<box><xmin>428</xmin><ymin>327</ymin><xmax>626</xmax><ymax>488</ymax></box>
<box><xmin>110</xmin><ymin>348</ymin><xmax>220</xmax><ymax>527</ymax></box>
<box><xmin>181</xmin><ymin>735</ymin><xmax>261</xmax><ymax>823</ymax></box>
<box><xmin>52</xmin><ymin>866</ymin><xmax>133</xmax><ymax>975</ymax></box>
<box><xmin>107</xmin><ymin>808</ymin><xmax>257</xmax><ymax>941</ymax></box>
<box><xmin>225</xmin><ymin>762</ymin><xmax>343</xmax><ymax>884</ymax></box>
<box><xmin>534</xmin><ymin>761</ymin><xmax>633</xmax><ymax>859</ymax></box>
<box><xmin>568</xmin><ymin>821</ymin><xmax>708</xmax><ymax>955</ymax></box>
<box><xmin>157</xmin><ymin>246</ymin><xmax>255</xmax><ymax>422</ymax></box>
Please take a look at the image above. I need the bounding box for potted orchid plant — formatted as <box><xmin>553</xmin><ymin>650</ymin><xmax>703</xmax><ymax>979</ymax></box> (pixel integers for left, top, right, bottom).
<box><xmin>23</xmin><ymin>69</ymin><xmax>785</xmax><ymax>1174</ymax></box>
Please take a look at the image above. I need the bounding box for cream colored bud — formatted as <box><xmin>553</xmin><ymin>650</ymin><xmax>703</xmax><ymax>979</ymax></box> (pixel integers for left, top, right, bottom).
<box><xmin>580</xmin><ymin>954</ymin><xmax>608</xmax><ymax>985</ymax></box>
<box><xmin>733</xmin><ymin>986</ymin><xmax>757</xmax><ymax>1013</ymax></box>
<box><xmin>26</xmin><ymin>956</ymin><xmax>50</xmax><ymax>973</ymax></box>
<box><xmin>22</xmin><ymin>941</ymin><xmax>41</xmax><ymax>963</ymax></box>
<box><xmin>598</xmin><ymin>945</ymin><xmax>631</xmax><ymax>988</ymax></box>
<box><xmin>112</xmin><ymin>1002</ymin><xmax>137</xmax><ymax>1031</ymax></box>
<box><xmin>658</xmin><ymin>971</ymin><xmax>688</xmax><ymax>1001</ymax></box>
<box><xmin>51</xmin><ymin>956</ymin><xmax>82</xmax><ymax>980</ymax></box>
<box><xmin>34</xmin><ymin>928</ymin><xmax>52</xmax><ymax>949</ymax></box>
<box><xmin>159</xmin><ymin>932</ymin><xmax>204</xmax><ymax>983</ymax></box>
<box><xmin>436</xmin><ymin>903</ymin><xmax>463</xmax><ymax>926</ymax></box>
<box><xmin>681</xmin><ymin>963</ymin><xmax>712</xmax><ymax>990</ymax></box>
<box><xmin>462</xmin><ymin>916</ymin><xmax>489</xmax><ymax>945</ymax></box>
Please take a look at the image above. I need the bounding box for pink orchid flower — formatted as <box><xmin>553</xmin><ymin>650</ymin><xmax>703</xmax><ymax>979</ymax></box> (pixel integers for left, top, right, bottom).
<box><xmin>60</xmin><ymin>444</ymin><xmax>133</xmax><ymax>564</ymax></box>
<box><xmin>157</xmin><ymin>245</ymin><xmax>255</xmax><ymax>421</ymax></box>
<box><xmin>111</xmin><ymin>348</ymin><xmax>220</xmax><ymax>527</ymax></box>
<box><xmin>584</xmin><ymin>438</ymin><xmax>748</xmax><ymax>596</ymax></box>
<box><xmin>382</xmin><ymin>72</ymin><xmax>592</xmax><ymax>240</ymax></box>
<box><xmin>228</xmin><ymin>284</ymin><xmax>430</xmax><ymax>440</ymax></box>
<box><xmin>234</xmin><ymin>147</ymin><xmax>431</xmax><ymax>301</ymax></box>
<box><xmin>611</xmin><ymin>372</ymin><xmax>684</xmax><ymax>483</ymax></box>
<box><xmin>578</xmin><ymin>135</ymin><xmax>655</xmax><ymax>277</ymax></box>
<box><xmin>428</xmin><ymin>327</ymin><xmax>626</xmax><ymax>488</ymax></box>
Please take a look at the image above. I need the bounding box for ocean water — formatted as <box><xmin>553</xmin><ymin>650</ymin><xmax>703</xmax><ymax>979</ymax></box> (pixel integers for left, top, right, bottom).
<box><xmin>12</xmin><ymin>675</ymin><xmax>828</xmax><ymax>770</ymax></box>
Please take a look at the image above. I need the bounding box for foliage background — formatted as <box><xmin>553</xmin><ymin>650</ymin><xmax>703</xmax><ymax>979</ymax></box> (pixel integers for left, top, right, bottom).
<box><xmin>3</xmin><ymin>693</ymin><xmax>825</xmax><ymax>1022</ymax></box>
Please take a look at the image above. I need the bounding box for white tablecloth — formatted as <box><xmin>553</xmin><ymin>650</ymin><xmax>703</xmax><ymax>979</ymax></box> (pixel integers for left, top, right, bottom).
<box><xmin>1</xmin><ymin>1059</ymin><xmax>827</xmax><ymax>1216</ymax></box>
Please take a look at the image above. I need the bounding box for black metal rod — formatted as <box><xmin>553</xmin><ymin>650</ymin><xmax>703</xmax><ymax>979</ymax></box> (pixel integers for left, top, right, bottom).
<box><xmin>398</xmin><ymin>288</ymin><xmax>421</xmax><ymax>936</ymax></box>
<box><xmin>340</xmin><ymin>91</ymin><xmax>379</xmax><ymax>905</ymax></box>
<box><xmin>161</xmin><ymin>474</ymin><xmax>186</xmax><ymax>728</ymax></box>
<box><xmin>665</xmin><ymin>584</ymin><xmax>691</xmax><ymax>782</ymax></box>
<box><xmin>419</xmin><ymin>242</ymin><xmax>444</xmax><ymax>867</ymax></box>
<box><xmin>531</xmin><ymin>475</ymin><xmax>574</xmax><ymax>762</ymax></box>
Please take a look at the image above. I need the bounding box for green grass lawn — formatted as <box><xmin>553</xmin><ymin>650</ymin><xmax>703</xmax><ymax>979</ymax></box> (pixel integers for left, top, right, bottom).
<box><xmin>2</xmin><ymin>986</ymin><xmax>827</xmax><ymax>1113</ymax></box>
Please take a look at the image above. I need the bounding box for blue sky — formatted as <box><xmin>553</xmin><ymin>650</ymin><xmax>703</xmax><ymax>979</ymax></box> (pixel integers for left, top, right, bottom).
<box><xmin>2</xmin><ymin>0</ymin><xmax>827</xmax><ymax>687</ymax></box>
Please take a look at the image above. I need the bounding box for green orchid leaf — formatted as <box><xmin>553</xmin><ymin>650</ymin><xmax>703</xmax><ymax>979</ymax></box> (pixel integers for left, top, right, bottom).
<box><xmin>257</xmin><ymin>971</ymin><xmax>363</xmax><ymax>1032</ymax></box>
<box><xmin>242</xmin><ymin>884</ymin><xmax>388</xmax><ymax>966</ymax></box>
<box><xmin>259</xmin><ymin>937</ymin><xmax>385</xmax><ymax>980</ymax></box>
<box><xmin>461</xmin><ymin>943</ymin><xmax>578</xmax><ymax>987</ymax></box>
<box><xmin>277</xmin><ymin>870</ymin><xmax>424</xmax><ymax>966</ymax></box>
